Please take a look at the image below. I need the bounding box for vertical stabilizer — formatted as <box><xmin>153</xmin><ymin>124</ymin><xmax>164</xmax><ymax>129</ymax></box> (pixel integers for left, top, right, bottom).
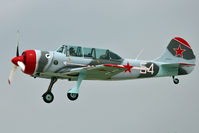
<box><xmin>156</xmin><ymin>37</ymin><xmax>196</xmax><ymax>75</ymax></box>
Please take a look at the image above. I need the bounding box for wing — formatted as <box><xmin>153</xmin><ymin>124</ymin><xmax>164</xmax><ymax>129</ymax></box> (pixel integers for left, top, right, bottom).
<box><xmin>64</xmin><ymin>64</ymin><xmax>127</xmax><ymax>80</ymax></box>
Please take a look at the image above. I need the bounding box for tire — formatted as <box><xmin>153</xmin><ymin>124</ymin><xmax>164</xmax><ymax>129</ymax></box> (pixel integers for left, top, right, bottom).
<box><xmin>67</xmin><ymin>92</ymin><xmax>78</xmax><ymax>101</ymax></box>
<box><xmin>173</xmin><ymin>78</ymin><xmax>179</xmax><ymax>84</ymax></box>
<box><xmin>42</xmin><ymin>92</ymin><xmax>54</xmax><ymax>103</ymax></box>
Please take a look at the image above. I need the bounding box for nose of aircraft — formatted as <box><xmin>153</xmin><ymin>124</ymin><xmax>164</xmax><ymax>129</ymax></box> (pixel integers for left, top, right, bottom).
<box><xmin>11</xmin><ymin>56</ymin><xmax>24</xmax><ymax>66</ymax></box>
<box><xmin>11</xmin><ymin>50</ymin><xmax>36</xmax><ymax>75</ymax></box>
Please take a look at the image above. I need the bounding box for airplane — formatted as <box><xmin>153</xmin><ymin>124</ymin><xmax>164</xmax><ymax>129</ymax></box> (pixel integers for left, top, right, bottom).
<box><xmin>8</xmin><ymin>37</ymin><xmax>196</xmax><ymax>103</ymax></box>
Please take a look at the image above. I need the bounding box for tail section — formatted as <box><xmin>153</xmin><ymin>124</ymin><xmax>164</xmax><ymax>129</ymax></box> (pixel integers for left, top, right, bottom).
<box><xmin>156</xmin><ymin>37</ymin><xmax>196</xmax><ymax>75</ymax></box>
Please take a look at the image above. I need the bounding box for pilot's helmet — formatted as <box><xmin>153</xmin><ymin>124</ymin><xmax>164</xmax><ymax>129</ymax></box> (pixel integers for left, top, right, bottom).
<box><xmin>69</xmin><ymin>47</ymin><xmax>75</xmax><ymax>52</ymax></box>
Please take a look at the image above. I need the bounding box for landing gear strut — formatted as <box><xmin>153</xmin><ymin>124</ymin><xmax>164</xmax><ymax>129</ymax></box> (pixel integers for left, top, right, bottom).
<box><xmin>172</xmin><ymin>76</ymin><xmax>179</xmax><ymax>84</ymax></box>
<box><xmin>67</xmin><ymin>71</ymin><xmax>86</xmax><ymax>101</ymax></box>
<box><xmin>42</xmin><ymin>77</ymin><xmax>57</xmax><ymax>103</ymax></box>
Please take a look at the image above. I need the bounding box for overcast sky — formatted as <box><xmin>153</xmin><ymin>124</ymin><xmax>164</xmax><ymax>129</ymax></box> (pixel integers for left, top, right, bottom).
<box><xmin>0</xmin><ymin>0</ymin><xmax>199</xmax><ymax>133</ymax></box>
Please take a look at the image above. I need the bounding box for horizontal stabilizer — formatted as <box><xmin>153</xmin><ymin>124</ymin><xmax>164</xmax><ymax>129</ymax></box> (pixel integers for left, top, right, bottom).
<box><xmin>160</xmin><ymin>62</ymin><xmax>196</xmax><ymax>76</ymax></box>
<box><xmin>161</xmin><ymin>63</ymin><xmax>195</xmax><ymax>68</ymax></box>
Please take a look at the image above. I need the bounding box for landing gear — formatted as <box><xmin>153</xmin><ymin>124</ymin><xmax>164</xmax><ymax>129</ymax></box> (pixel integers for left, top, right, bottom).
<box><xmin>67</xmin><ymin>71</ymin><xmax>86</xmax><ymax>101</ymax></box>
<box><xmin>67</xmin><ymin>91</ymin><xmax>79</xmax><ymax>101</ymax></box>
<box><xmin>42</xmin><ymin>77</ymin><xmax>57</xmax><ymax>103</ymax></box>
<box><xmin>41</xmin><ymin>72</ymin><xmax>86</xmax><ymax>103</ymax></box>
<box><xmin>172</xmin><ymin>76</ymin><xmax>179</xmax><ymax>84</ymax></box>
<box><xmin>43</xmin><ymin>92</ymin><xmax>54</xmax><ymax>103</ymax></box>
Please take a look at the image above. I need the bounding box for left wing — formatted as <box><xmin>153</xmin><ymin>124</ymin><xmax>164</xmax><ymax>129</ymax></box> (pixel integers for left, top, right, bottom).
<box><xmin>65</xmin><ymin>64</ymin><xmax>127</xmax><ymax>80</ymax></box>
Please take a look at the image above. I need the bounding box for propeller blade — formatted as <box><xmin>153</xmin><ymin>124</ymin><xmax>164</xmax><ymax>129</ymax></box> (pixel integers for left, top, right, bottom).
<box><xmin>16</xmin><ymin>30</ymin><xmax>20</xmax><ymax>56</ymax></box>
<box><xmin>16</xmin><ymin>45</ymin><xmax>19</xmax><ymax>57</ymax></box>
<box><xmin>17</xmin><ymin>61</ymin><xmax>25</xmax><ymax>71</ymax></box>
<box><xmin>8</xmin><ymin>65</ymin><xmax>17</xmax><ymax>85</ymax></box>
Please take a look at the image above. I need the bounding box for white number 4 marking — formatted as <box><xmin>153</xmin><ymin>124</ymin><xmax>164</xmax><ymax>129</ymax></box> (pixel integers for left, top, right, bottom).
<box><xmin>140</xmin><ymin>63</ymin><xmax>154</xmax><ymax>74</ymax></box>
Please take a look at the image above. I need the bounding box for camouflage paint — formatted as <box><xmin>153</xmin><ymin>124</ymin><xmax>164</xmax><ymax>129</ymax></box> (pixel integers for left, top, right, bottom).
<box><xmin>167</xmin><ymin>39</ymin><xmax>195</xmax><ymax>60</ymax></box>
<box><xmin>138</xmin><ymin>62</ymin><xmax>159</xmax><ymax>78</ymax></box>
<box><xmin>32</xmin><ymin>37</ymin><xmax>195</xmax><ymax>81</ymax></box>
<box><xmin>36</xmin><ymin>51</ymin><xmax>49</xmax><ymax>72</ymax></box>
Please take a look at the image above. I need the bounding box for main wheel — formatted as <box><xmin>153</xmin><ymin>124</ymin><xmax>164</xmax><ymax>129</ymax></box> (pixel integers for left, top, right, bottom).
<box><xmin>42</xmin><ymin>92</ymin><xmax>54</xmax><ymax>103</ymax></box>
<box><xmin>173</xmin><ymin>78</ymin><xmax>179</xmax><ymax>84</ymax></box>
<box><xmin>67</xmin><ymin>92</ymin><xmax>78</xmax><ymax>101</ymax></box>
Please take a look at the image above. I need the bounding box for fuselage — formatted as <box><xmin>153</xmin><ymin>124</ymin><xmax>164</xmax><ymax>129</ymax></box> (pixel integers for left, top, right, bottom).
<box><xmin>11</xmin><ymin>42</ymin><xmax>195</xmax><ymax>81</ymax></box>
<box><xmin>31</xmin><ymin>49</ymin><xmax>190</xmax><ymax>81</ymax></box>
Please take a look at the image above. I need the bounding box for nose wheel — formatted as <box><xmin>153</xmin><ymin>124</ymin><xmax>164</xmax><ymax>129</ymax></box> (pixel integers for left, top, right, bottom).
<box><xmin>42</xmin><ymin>77</ymin><xmax>57</xmax><ymax>103</ymax></box>
<box><xmin>172</xmin><ymin>76</ymin><xmax>179</xmax><ymax>84</ymax></box>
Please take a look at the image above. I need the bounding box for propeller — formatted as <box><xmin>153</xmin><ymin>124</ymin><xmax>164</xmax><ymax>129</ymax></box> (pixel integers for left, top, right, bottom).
<box><xmin>16</xmin><ymin>44</ymin><xmax>19</xmax><ymax>57</ymax></box>
<box><xmin>8</xmin><ymin>30</ymin><xmax>25</xmax><ymax>85</ymax></box>
<box><xmin>16</xmin><ymin>30</ymin><xmax>19</xmax><ymax>56</ymax></box>
<box><xmin>17</xmin><ymin>61</ymin><xmax>25</xmax><ymax>71</ymax></box>
<box><xmin>8</xmin><ymin>65</ymin><xmax>17</xmax><ymax>85</ymax></box>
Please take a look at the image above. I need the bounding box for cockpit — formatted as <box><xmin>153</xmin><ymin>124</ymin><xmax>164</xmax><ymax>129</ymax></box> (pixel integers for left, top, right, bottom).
<box><xmin>56</xmin><ymin>45</ymin><xmax>122</xmax><ymax>60</ymax></box>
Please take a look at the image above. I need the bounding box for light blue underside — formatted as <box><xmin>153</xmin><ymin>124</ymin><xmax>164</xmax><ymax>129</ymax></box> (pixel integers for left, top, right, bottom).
<box><xmin>68</xmin><ymin>71</ymin><xmax>86</xmax><ymax>94</ymax></box>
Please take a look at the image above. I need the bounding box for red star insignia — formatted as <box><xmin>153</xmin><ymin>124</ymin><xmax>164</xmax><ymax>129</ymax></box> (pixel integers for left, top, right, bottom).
<box><xmin>123</xmin><ymin>62</ymin><xmax>133</xmax><ymax>73</ymax></box>
<box><xmin>174</xmin><ymin>45</ymin><xmax>186</xmax><ymax>57</ymax></box>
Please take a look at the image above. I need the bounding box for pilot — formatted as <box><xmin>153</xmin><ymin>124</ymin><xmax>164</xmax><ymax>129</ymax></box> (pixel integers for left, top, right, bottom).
<box><xmin>69</xmin><ymin>47</ymin><xmax>76</xmax><ymax>56</ymax></box>
<box><xmin>100</xmin><ymin>51</ymin><xmax>109</xmax><ymax>60</ymax></box>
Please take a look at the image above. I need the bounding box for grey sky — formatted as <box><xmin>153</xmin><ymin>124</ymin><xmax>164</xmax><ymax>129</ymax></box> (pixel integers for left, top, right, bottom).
<box><xmin>0</xmin><ymin>0</ymin><xmax>199</xmax><ymax>133</ymax></box>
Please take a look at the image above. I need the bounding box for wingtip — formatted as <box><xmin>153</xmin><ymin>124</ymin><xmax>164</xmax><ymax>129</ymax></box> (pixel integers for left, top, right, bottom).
<box><xmin>8</xmin><ymin>79</ymin><xmax>11</xmax><ymax>85</ymax></box>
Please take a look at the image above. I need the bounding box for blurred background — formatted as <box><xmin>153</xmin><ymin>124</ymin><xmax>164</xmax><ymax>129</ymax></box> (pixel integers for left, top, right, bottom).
<box><xmin>0</xmin><ymin>0</ymin><xmax>198</xmax><ymax>133</ymax></box>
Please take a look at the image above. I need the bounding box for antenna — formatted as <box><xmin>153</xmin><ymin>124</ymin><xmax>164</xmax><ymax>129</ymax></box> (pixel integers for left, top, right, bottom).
<box><xmin>135</xmin><ymin>49</ymin><xmax>144</xmax><ymax>60</ymax></box>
